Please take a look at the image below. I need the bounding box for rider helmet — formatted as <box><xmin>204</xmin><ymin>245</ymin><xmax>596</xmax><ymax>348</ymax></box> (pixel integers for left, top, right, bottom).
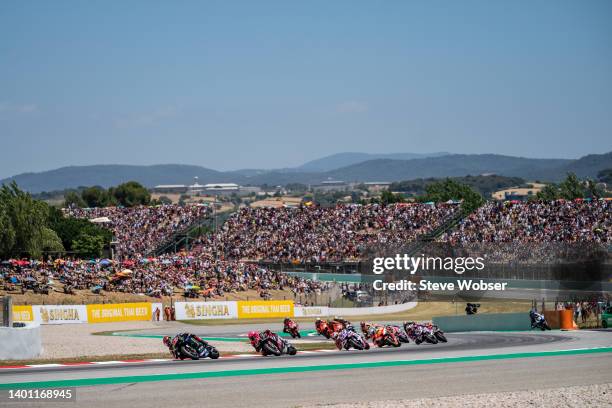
<box><xmin>247</xmin><ymin>331</ymin><xmax>258</xmax><ymax>340</ymax></box>
<box><xmin>162</xmin><ymin>336</ymin><xmax>171</xmax><ymax>347</ymax></box>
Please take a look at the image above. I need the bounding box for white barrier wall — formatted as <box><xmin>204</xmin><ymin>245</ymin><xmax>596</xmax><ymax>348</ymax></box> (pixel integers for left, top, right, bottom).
<box><xmin>0</xmin><ymin>323</ymin><xmax>42</xmax><ymax>360</ymax></box>
<box><xmin>328</xmin><ymin>301</ymin><xmax>417</xmax><ymax>316</ymax></box>
<box><xmin>174</xmin><ymin>301</ymin><xmax>238</xmax><ymax>320</ymax></box>
<box><xmin>33</xmin><ymin>305</ymin><xmax>88</xmax><ymax>324</ymax></box>
<box><xmin>294</xmin><ymin>306</ymin><xmax>330</xmax><ymax>317</ymax></box>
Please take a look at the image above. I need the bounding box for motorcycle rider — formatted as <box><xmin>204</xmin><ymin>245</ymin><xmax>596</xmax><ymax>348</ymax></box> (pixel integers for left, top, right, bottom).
<box><xmin>163</xmin><ymin>333</ymin><xmax>209</xmax><ymax>359</ymax></box>
<box><xmin>283</xmin><ymin>317</ymin><xmax>296</xmax><ymax>333</ymax></box>
<box><xmin>371</xmin><ymin>325</ymin><xmax>388</xmax><ymax>347</ymax></box>
<box><xmin>247</xmin><ymin>330</ymin><xmax>264</xmax><ymax>352</ymax></box>
<box><xmin>360</xmin><ymin>321</ymin><xmax>380</xmax><ymax>339</ymax></box>
<box><xmin>331</xmin><ymin>331</ymin><xmax>345</xmax><ymax>350</ymax></box>
<box><xmin>315</xmin><ymin>318</ymin><xmax>330</xmax><ymax>336</ymax></box>
<box><xmin>248</xmin><ymin>329</ymin><xmax>294</xmax><ymax>355</ymax></box>
<box><xmin>530</xmin><ymin>309</ymin><xmax>546</xmax><ymax>329</ymax></box>
<box><xmin>331</xmin><ymin>316</ymin><xmax>351</xmax><ymax>328</ymax></box>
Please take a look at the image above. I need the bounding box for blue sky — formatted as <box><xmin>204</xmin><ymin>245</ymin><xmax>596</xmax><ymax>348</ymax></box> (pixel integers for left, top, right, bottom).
<box><xmin>1</xmin><ymin>0</ymin><xmax>611</xmax><ymax>178</ymax></box>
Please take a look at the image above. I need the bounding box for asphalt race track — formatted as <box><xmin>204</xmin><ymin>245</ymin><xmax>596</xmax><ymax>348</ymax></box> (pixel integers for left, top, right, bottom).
<box><xmin>1</xmin><ymin>328</ymin><xmax>611</xmax><ymax>407</ymax></box>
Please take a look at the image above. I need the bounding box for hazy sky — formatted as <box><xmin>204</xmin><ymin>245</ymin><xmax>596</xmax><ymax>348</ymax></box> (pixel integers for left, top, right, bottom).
<box><xmin>1</xmin><ymin>0</ymin><xmax>611</xmax><ymax>178</ymax></box>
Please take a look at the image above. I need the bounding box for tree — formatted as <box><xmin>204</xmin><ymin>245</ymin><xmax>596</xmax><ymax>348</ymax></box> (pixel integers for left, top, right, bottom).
<box><xmin>64</xmin><ymin>191</ymin><xmax>86</xmax><ymax>208</ymax></box>
<box><xmin>536</xmin><ymin>184</ymin><xmax>560</xmax><ymax>200</ymax></box>
<box><xmin>0</xmin><ymin>202</ymin><xmax>16</xmax><ymax>258</ymax></box>
<box><xmin>380</xmin><ymin>190</ymin><xmax>405</xmax><ymax>205</ymax></box>
<box><xmin>157</xmin><ymin>195</ymin><xmax>172</xmax><ymax>205</ymax></box>
<box><xmin>47</xmin><ymin>206</ymin><xmax>112</xmax><ymax>252</ymax></box>
<box><xmin>584</xmin><ymin>179</ymin><xmax>604</xmax><ymax>199</ymax></box>
<box><xmin>72</xmin><ymin>234</ymin><xmax>106</xmax><ymax>258</ymax></box>
<box><xmin>417</xmin><ymin>179</ymin><xmax>484</xmax><ymax>213</ymax></box>
<box><xmin>111</xmin><ymin>181</ymin><xmax>151</xmax><ymax>207</ymax></box>
<box><xmin>40</xmin><ymin>227</ymin><xmax>65</xmax><ymax>254</ymax></box>
<box><xmin>597</xmin><ymin>168</ymin><xmax>612</xmax><ymax>184</ymax></box>
<box><xmin>558</xmin><ymin>173</ymin><xmax>584</xmax><ymax>200</ymax></box>
<box><xmin>0</xmin><ymin>182</ymin><xmax>48</xmax><ymax>258</ymax></box>
<box><xmin>81</xmin><ymin>186</ymin><xmax>114</xmax><ymax>207</ymax></box>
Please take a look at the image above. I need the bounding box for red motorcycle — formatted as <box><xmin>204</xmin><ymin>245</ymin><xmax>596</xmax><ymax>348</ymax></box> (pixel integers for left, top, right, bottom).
<box><xmin>315</xmin><ymin>319</ymin><xmax>334</xmax><ymax>339</ymax></box>
<box><xmin>372</xmin><ymin>326</ymin><xmax>401</xmax><ymax>348</ymax></box>
<box><xmin>283</xmin><ymin>318</ymin><xmax>301</xmax><ymax>338</ymax></box>
<box><xmin>259</xmin><ymin>330</ymin><xmax>297</xmax><ymax>356</ymax></box>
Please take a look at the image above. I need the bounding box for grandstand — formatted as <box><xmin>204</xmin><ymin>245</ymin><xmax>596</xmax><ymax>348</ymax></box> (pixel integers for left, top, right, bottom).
<box><xmin>1</xmin><ymin>199</ymin><xmax>609</xmax><ymax>304</ymax></box>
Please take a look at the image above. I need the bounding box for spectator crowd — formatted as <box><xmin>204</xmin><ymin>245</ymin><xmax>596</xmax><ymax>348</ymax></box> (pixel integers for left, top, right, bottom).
<box><xmin>0</xmin><ymin>253</ymin><xmax>325</xmax><ymax>300</ymax></box>
<box><xmin>205</xmin><ymin>204</ymin><xmax>458</xmax><ymax>263</ymax></box>
<box><xmin>65</xmin><ymin>204</ymin><xmax>211</xmax><ymax>258</ymax></box>
<box><xmin>2</xmin><ymin>199</ymin><xmax>610</xmax><ymax>300</ymax></box>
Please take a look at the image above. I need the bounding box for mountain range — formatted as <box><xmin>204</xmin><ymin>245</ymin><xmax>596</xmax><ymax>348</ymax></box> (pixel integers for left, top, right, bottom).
<box><xmin>2</xmin><ymin>152</ymin><xmax>610</xmax><ymax>193</ymax></box>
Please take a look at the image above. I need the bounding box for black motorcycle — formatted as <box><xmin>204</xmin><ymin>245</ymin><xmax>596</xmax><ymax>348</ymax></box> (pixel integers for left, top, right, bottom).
<box><xmin>176</xmin><ymin>335</ymin><xmax>220</xmax><ymax>360</ymax></box>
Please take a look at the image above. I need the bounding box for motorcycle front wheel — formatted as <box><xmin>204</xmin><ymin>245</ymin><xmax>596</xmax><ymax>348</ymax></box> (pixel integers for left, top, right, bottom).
<box><xmin>208</xmin><ymin>347</ymin><xmax>220</xmax><ymax>359</ymax></box>
<box><xmin>425</xmin><ymin>334</ymin><xmax>438</xmax><ymax>344</ymax></box>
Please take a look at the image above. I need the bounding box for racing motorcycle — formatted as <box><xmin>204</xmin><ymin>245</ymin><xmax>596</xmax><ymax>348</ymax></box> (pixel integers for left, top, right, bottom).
<box><xmin>404</xmin><ymin>322</ymin><xmax>434</xmax><ymax>345</ymax></box>
<box><xmin>260</xmin><ymin>330</ymin><xmax>297</xmax><ymax>356</ymax></box>
<box><xmin>387</xmin><ymin>325</ymin><xmax>410</xmax><ymax>343</ymax></box>
<box><xmin>315</xmin><ymin>319</ymin><xmax>345</xmax><ymax>339</ymax></box>
<box><xmin>425</xmin><ymin>323</ymin><xmax>447</xmax><ymax>343</ymax></box>
<box><xmin>284</xmin><ymin>319</ymin><xmax>301</xmax><ymax>338</ymax></box>
<box><xmin>372</xmin><ymin>326</ymin><xmax>402</xmax><ymax>347</ymax></box>
<box><xmin>530</xmin><ymin>311</ymin><xmax>551</xmax><ymax>331</ymax></box>
<box><xmin>335</xmin><ymin>329</ymin><xmax>370</xmax><ymax>351</ymax></box>
<box><xmin>315</xmin><ymin>319</ymin><xmax>333</xmax><ymax>338</ymax></box>
<box><xmin>174</xmin><ymin>334</ymin><xmax>220</xmax><ymax>360</ymax></box>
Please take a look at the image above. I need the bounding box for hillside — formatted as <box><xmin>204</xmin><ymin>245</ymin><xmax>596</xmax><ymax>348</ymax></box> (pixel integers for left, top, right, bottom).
<box><xmin>2</xmin><ymin>152</ymin><xmax>610</xmax><ymax>193</ymax></box>
<box><xmin>297</xmin><ymin>152</ymin><xmax>449</xmax><ymax>172</ymax></box>
<box><xmin>325</xmin><ymin>154</ymin><xmax>574</xmax><ymax>182</ymax></box>
<box><xmin>0</xmin><ymin>164</ymin><xmax>248</xmax><ymax>193</ymax></box>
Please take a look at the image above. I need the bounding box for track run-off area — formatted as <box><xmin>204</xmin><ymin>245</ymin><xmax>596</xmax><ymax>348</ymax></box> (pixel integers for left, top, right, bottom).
<box><xmin>1</xmin><ymin>325</ymin><xmax>611</xmax><ymax>407</ymax></box>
